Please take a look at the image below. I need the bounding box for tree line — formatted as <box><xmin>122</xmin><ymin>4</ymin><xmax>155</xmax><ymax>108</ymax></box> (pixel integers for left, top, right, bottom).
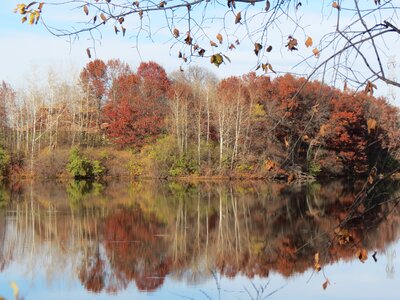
<box><xmin>0</xmin><ymin>59</ymin><xmax>399</xmax><ymax>179</ymax></box>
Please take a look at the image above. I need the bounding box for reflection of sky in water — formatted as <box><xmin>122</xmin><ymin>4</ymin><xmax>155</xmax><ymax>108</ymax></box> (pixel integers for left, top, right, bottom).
<box><xmin>0</xmin><ymin>243</ymin><xmax>399</xmax><ymax>300</ymax></box>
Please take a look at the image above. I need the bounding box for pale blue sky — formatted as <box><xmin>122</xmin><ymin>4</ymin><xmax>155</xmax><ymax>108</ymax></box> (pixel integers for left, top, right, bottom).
<box><xmin>0</xmin><ymin>0</ymin><xmax>399</xmax><ymax>105</ymax></box>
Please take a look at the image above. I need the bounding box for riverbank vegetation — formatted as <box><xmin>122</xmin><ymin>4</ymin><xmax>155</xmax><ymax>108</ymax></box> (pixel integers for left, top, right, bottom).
<box><xmin>0</xmin><ymin>60</ymin><xmax>399</xmax><ymax>180</ymax></box>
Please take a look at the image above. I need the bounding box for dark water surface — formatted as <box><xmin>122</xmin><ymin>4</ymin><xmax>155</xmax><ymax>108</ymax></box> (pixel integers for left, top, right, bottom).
<box><xmin>0</xmin><ymin>180</ymin><xmax>399</xmax><ymax>299</ymax></box>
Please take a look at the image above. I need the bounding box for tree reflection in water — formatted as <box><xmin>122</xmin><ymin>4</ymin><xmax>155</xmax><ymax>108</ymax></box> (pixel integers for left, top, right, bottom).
<box><xmin>0</xmin><ymin>179</ymin><xmax>399</xmax><ymax>296</ymax></box>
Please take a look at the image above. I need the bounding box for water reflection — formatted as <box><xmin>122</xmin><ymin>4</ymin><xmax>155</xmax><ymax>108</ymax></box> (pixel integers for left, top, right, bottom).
<box><xmin>0</xmin><ymin>180</ymin><xmax>399</xmax><ymax>298</ymax></box>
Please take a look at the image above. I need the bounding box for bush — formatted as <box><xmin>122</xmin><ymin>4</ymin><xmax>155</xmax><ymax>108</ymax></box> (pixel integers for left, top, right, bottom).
<box><xmin>67</xmin><ymin>147</ymin><xmax>105</xmax><ymax>179</ymax></box>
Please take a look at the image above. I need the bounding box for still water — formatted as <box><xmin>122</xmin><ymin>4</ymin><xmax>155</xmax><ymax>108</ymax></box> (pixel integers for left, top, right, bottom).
<box><xmin>0</xmin><ymin>180</ymin><xmax>399</xmax><ymax>299</ymax></box>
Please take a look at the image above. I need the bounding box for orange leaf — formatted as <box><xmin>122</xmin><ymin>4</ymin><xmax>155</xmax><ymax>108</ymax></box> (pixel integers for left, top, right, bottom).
<box><xmin>305</xmin><ymin>36</ymin><xmax>313</xmax><ymax>47</ymax></box>
<box><xmin>216</xmin><ymin>33</ymin><xmax>223</xmax><ymax>44</ymax></box>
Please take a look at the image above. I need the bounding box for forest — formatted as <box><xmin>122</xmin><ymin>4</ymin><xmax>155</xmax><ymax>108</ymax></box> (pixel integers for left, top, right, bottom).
<box><xmin>0</xmin><ymin>59</ymin><xmax>399</xmax><ymax>180</ymax></box>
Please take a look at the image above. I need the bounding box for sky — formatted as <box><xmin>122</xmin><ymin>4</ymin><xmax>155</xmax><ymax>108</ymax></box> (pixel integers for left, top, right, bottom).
<box><xmin>0</xmin><ymin>0</ymin><xmax>399</xmax><ymax>105</ymax></box>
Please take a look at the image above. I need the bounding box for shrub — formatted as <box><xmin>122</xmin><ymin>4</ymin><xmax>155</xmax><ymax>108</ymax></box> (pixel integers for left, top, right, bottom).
<box><xmin>67</xmin><ymin>147</ymin><xmax>105</xmax><ymax>179</ymax></box>
<box><xmin>0</xmin><ymin>147</ymin><xmax>10</xmax><ymax>177</ymax></box>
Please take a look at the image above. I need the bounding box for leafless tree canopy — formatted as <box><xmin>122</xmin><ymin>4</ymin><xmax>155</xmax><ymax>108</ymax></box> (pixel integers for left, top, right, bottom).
<box><xmin>15</xmin><ymin>0</ymin><xmax>400</xmax><ymax>89</ymax></box>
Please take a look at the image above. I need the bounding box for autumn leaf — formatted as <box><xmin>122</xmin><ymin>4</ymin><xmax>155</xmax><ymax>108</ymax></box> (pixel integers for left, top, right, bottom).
<box><xmin>265</xmin><ymin>0</ymin><xmax>271</xmax><ymax>11</ymax></box>
<box><xmin>313</xmin><ymin>47</ymin><xmax>320</xmax><ymax>58</ymax></box>
<box><xmin>210</xmin><ymin>54</ymin><xmax>224</xmax><ymax>67</ymax></box>
<box><xmin>286</xmin><ymin>36</ymin><xmax>298</xmax><ymax>51</ymax></box>
<box><xmin>114</xmin><ymin>25</ymin><xmax>119</xmax><ymax>34</ymax></box>
<box><xmin>235</xmin><ymin>11</ymin><xmax>242</xmax><ymax>24</ymax></box>
<box><xmin>228</xmin><ymin>0</ymin><xmax>236</xmax><ymax>9</ymax></box>
<box><xmin>305</xmin><ymin>36</ymin><xmax>313</xmax><ymax>47</ymax></box>
<box><xmin>367</xmin><ymin>118</ymin><xmax>377</xmax><ymax>134</ymax></box>
<box><xmin>322</xmin><ymin>279</ymin><xmax>330</xmax><ymax>290</ymax></box>
<box><xmin>216</xmin><ymin>33</ymin><xmax>223</xmax><ymax>44</ymax></box>
<box><xmin>198</xmin><ymin>48</ymin><xmax>206</xmax><ymax>57</ymax></box>
<box><xmin>159</xmin><ymin>1</ymin><xmax>167</xmax><ymax>8</ymax></box>
<box><xmin>356</xmin><ymin>248</ymin><xmax>368</xmax><ymax>263</ymax></box>
<box><xmin>364</xmin><ymin>81</ymin><xmax>377</xmax><ymax>96</ymax></box>
<box><xmin>118</xmin><ymin>17</ymin><xmax>125</xmax><ymax>24</ymax></box>
<box><xmin>21</xmin><ymin>16</ymin><xmax>27</xmax><ymax>23</ymax></box>
<box><xmin>254</xmin><ymin>43</ymin><xmax>263</xmax><ymax>55</ymax></box>
<box><xmin>229</xmin><ymin>43</ymin><xmax>236</xmax><ymax>50</ymax></box>
<box><xmin>86</xmin><ymin>48</ymin><xmax>92</xmax><ymax>59</ymax></box>
<box><xmin>138</xmin><ymin>10</ymin><xmax>143</xmax><ymax>19</ymax></box>
<box><xmin>28</xmin><ymin>12</ymin><xmax>35</xmax><ymax>25</ymax></box>
<box><xmin>332</xmin><ymin>1</ymin><xmax>341</xmax><ymax>10</ymax></box>
<box><xmin>185</xmin><ymin>33</ymin><xmax>192</xmax><ymax>45</ymax></box>
<box><xmin>38</xmin><ymin>2</ymin><xmax>44</xmax><ymax>12</ymax></box>
<box><xmin>314</xmin><ymin>252</ymin><xmax>322</xmax><ymax>272</ymax></box>
<box><xmin>266</xmin><ymin>45</ymin><xmax>272</xmax><ymax>52</ymax></box>
<box><xmin>210</xmin><ymin>41</ymin><xmax>218</xmax><ymax>47</ymax></box>
<box><xmin>173</xmin><ymin>28</ymin><xmax>180</xmax><ymax>38</ymax></box>
<box><xmin>178</xmin><ymin>51</ymin><xmax>182</xmax><ymax>58</ymax></box>
<box><xmin>122</xmin><ymin>26</ymin><xmax>126</xmax><ymax>36</ymax></box>
<box><xmin>265</xmin><ymin>159</ymin><xmax>276</xmax><ymax>171</ymax></box>
<box><xmin>83</xmin><ymin>5</ymin><xmax>89</xmax><ymax>16</ymax></box>
<box><xmin>100</xmin><ymin>13</ymin><xmax>107</xmax><ymax>23</ymax></box>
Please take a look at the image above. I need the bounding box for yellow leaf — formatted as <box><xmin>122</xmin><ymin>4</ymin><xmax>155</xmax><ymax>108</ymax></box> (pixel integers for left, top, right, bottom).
<box><xmin>21</xmin><ymin>16</ymin><xmax>27</xmax><ymax>23</ymax></box>
<box><xmin>305</xmin><ymin>36</ymin><xmax>313</xmax><ymax>47</ymax></box>
<box><xmin>29</xmin><ymin>13</ymin><xmax>35</xmax><ymax>25</ymax></box>
<box><xmin>367</xmin><ymin>118</ymin><xmax>377</xmax><ymax>134</ymax></box>
<box><xmin>10</xmin><ymin>282</ymin><xmax>19</xmax><ymax>299</ymax></box>
<box><xmin>216</xmin><ymin>33</ymin><xmax>223</xmax><ymax>44</ymax></box>
<box><xmin>210</xmin><ymin>54</ymin><xmax>223</xmax><ymax>67</ymax></box>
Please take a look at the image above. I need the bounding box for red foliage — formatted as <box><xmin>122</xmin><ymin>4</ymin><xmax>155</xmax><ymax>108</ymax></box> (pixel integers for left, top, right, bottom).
<box><xmin>103</xmin><ymin>63</ymin><xmax>168</xmax><ymax>148</ymax></box>
<box><xmin>80</xmin><ymin>59</ymin><xmax>108</xmax><ymax>100</ymax></box>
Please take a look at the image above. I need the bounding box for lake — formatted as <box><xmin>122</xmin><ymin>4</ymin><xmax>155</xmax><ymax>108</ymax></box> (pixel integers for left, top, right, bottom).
<box><xmin>0</xmin><ymin>180</ymin><xmax>399</xmax><ymax>299</ymax></box>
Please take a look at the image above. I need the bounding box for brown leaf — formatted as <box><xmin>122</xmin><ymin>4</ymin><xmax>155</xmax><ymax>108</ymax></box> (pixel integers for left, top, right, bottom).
<box><xmin>184</xmin><ymin>33</ymin><xmax>192</xmax><ymax>45</ymax></box>
<box><xmin>235</xmin><ymin>39</ymin><xmax>240</xmax><ymax>45</ymax></box>
<box><xmin>265</xmin><ymin>0</ymin><xmax>271</xmax><ymax>11</ymax></box>
<box><xmin>322</xmin><ymin>279</ymin><xmax>330</xmax><ymax>290</ymax></box>
<box><xmin>229</xmin><ymin>43</ymin><xmax>236</xmax><ymax>50</ymax></box>
<box><xmin>228</xmin><ymin>0</ymin><xmax>236</xmax><ymax>9</ymax></box>
<box><xmin>118</xmin><ymin>17</ymin><xmax>124</xmax><ymax>24</ymax></box>
<box><xmin>216</xmin><ymin>33</ymin><xmax>223</xmax><ymax>44</ymax></box>
<box><xmin>38</xmin><ymin>2</ymin><xmax>44</xmax><ymax>12</ymax></box>
<box><xmin>122</xmin><ymin>26</ymin><xmax>126</xmax><ymax>36</ymax></box>
<box><xmin>178</xmin><ymin>51</ymin><xmax>183</xmax><ymax>58</ymax></box>
<box><xmin>193</xmin><ymin>44</ymin><xmax>199</xmax><ymax>51</ymax></box>
<box><xmin>83</xmin><ymin>5</ymin><xmax>89</xmax><ymax>16</ymax></box>
<box><xmin>114</xmin><ymin>25</ymin><xmax>119</xmax><ymax>34</ymax></box>
<box><xmin>266</xmin><ymin>45</ymin><xmax>272</xmax><ymax>52</ymax></box>
<box><xmin>364</xmin><ymin>81</ymin><xmax>377</xmax><ymax>96</ymax></box>
<box><xmin>159</xmin><ymin>1</ymin><xmax>166</xmax><ymax>8</ymax></box>
<box><xmin>138</xmin><ymin>10</ymin><xmax>143</xmax><ymax>19</ymax></box>
<box><xmin>254</xmin><ymin>43</ymin><xmax>263</xmax><ymax>55</ymax></box>
<box><xmin>198</xmin><ymin>48</ymin><xmax>206</xmax><ymax>57</ymax></box>
<box><xmin>235</xmin><ymin>11</ymin><xmax>241</xmax><ymax>24</ymax></box>
<box><xmin>86</xmin><ymin>48</ymin><xmax>91</xmax><ymax>59</ymax></box>
<box><xmin>210</xmin><ymin>41</ymin><xmax>218</xmax><ymax>47</ymax></box>
<box><xmin>173</xmin><ymin>28</ymin><xmax>180</xmax><ymax>38</ymax></box>
<box><xmin>100</xmin><ymin>13</ymin><xmax>107</xmax><ymax>23</ymax></box>
<box><xmin>286</xmin><ymin>37</ymin><xmax>298</xmax><ymax>51</ymax></box>
<box><xmin>356</xmin><ymin>248</ymin><xmax>368</xmax><ymax>263</ymax></box>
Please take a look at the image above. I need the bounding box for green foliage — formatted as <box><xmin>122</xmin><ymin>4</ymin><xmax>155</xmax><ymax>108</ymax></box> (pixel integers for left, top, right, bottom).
<box><xmin>67</xmin><ymin>180</ymin><xmax>104</xmax><ymax>209</ymax></box>
<box><xmin>308</xmin><ymin>160</ymin><xmax>321</xmax><ymax>177</ymax></box>
<box><xmin>66</xmin><ymin>147</ymin><xmax>105</xmax><ymax>179</ymax></box>
<box><xmin>168</xmin><ymin>156</ymin><xmax>198</xmax><ymax>177</ymax></box>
